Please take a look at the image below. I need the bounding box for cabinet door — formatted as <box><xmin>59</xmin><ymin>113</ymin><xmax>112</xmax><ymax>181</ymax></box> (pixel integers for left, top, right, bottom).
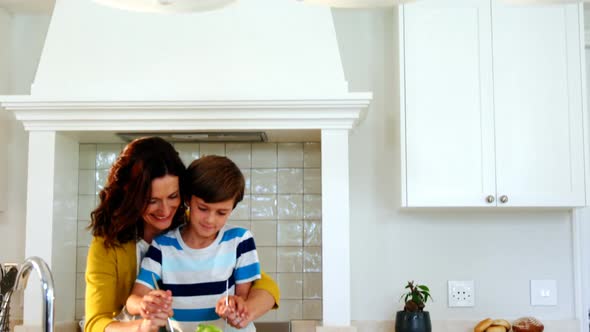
<box><xmin>401</xmin><ymin>0</ymin><xmax>496</xmax><ymax>207</ymax></box>
<box><xmin>492</xmin><ymin>3</ymin><xmax>585</xmax><ymax>207</ymax></box>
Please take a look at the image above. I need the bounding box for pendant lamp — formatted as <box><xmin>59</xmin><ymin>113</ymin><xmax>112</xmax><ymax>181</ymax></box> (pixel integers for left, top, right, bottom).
<box><xmin>92</xmin><ymin>0</ymin><xmax>237</xmax><ymax>13</ymax></box>
<box><xmin>500</xmin><ymin>0</ymin><xmax>583</xmax><ymax>3</ymax></box>
<box><xmin>301</xmin><ymin>0</ymin><xmax>417</xmax><ymax>7</ymax></box>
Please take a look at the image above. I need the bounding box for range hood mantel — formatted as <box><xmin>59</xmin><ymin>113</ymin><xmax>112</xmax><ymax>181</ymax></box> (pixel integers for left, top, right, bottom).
<box><xmin>31</xmin><ymin>0</ymin><xmax>352</xmax><ymax>100</ymax></box>
<box><xmin>0</xmin><ymin>96</ymin><xmax>372</xmax><ymax>131</ymax></box>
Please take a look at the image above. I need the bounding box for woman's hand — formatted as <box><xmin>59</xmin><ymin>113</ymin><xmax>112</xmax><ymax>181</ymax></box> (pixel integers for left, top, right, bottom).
<box><xmin>139</xmin><ymin>290</ymin><xmax>173</xmax><ymax>320</ymax></box>
<box><xmin>136</xmin><ymin>313</ymin><xmax>169</xmax><ymax>332</ymax></box>
<box><xmin>215</xmin><ymin>295</ymin><xmax>251</xmax><ymax>329</ymax></box>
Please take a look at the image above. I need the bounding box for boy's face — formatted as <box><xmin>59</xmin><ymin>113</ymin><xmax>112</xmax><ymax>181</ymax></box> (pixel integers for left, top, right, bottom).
<box><xmin>188</xmin><ymin>195</ymin><xmax>234</xmax><ymax>241</ymax></box>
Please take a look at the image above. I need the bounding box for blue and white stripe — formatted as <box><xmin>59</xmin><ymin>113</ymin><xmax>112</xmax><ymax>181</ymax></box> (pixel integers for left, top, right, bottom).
<box><xmin>136</xmin><ymin>224</ymin><xmax>260</xmax><ymax>330</ymax></box>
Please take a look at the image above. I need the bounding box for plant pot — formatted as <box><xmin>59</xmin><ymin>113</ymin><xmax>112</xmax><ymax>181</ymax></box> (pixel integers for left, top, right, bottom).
<box><xmin>394</xmin><ymin>310</ymin><xmax>432</xmax><ymax>332</ymax></box>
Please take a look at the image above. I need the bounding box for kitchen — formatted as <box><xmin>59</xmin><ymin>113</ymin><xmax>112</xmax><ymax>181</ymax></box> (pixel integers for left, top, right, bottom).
<box><xmin>0</xmin><ymin>1</ymin><xmax>588</xmax><ymax>332</ymax></box>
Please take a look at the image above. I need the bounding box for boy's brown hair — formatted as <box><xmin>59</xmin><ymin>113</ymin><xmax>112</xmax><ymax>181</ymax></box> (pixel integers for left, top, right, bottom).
<box><xmin>185</xmin><ymin>155</ymin><xmax>245</xmax><ymax>208</ymax></box>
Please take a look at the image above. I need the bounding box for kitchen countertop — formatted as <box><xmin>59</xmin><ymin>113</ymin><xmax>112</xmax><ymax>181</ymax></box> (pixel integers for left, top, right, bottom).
<box><xmin>349</xmin><ymin>319</ymin><xmax>580</xmax><ymax>332</ymax></box>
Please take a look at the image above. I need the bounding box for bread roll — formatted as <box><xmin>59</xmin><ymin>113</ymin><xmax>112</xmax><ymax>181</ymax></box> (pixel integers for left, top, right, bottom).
<box><xmin>485</xmin><ymin>326</ymin><xmax>506</xmax><ymax>332</ymax></box>
<box><xmin>512</xmin><ymin>317</ymin><xmax>544</xmax><ymax>332</ymax></box>
<box><xmin>491</xmin><ymin>319</ymin><xmax>511</xmax><ymax>330</ymax></box>
<box><xmin>474</xmin><ymin>318</ymin><xmax>493</xmax><ymax>332</ymax></box>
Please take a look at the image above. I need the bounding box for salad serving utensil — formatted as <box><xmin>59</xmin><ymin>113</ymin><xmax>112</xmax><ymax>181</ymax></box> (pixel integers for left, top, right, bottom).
<box><xmin>151</xmin><ymin>273</ymin><xmax>175</xmax><ymax>332</ymax></box>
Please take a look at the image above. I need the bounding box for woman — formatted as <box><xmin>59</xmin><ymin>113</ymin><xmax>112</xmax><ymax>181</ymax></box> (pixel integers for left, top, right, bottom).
<box><xmin>85</xmin><ymin>137</ymin><xmax>279</xmax><ymax>332</ymax></box>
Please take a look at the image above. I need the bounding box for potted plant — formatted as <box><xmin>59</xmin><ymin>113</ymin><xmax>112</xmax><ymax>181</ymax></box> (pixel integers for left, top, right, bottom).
<box><xmin>395</xmin><ymin>280</ymin><xmax>432</xmax><ymax>332</ymax></box>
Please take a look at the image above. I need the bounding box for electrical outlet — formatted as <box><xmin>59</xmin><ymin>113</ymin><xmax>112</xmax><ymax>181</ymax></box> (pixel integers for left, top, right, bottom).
<box><xmin>448</xmin><ymin>280</ymin><xmax>475</xmax><ymax>307</ymax></box>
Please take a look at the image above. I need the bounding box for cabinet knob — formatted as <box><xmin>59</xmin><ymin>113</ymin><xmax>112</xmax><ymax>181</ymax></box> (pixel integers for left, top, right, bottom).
<box><xmin>486</xmin><ymin>195</ymin><xmax>495</xmax><ymax>203</ymax></box>
<box><xmin>499</xmin><ymin>195</ymin><xmax>508</xmax><ymax>203</ymax></box>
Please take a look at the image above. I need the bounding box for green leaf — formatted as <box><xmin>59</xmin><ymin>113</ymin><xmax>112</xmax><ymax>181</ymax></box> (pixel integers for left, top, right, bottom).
<box><xmin>418</xmin><ymin>285</ymin><xmax>430</xmax><ymax>292</ymax></box>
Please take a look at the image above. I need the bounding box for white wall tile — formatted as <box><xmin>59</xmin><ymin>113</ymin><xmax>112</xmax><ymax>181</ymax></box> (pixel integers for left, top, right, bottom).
<box><xmin>302</xmin><ymin>300</ymin><xmax>322</xmax><ymax>320</ymax></box>
<box><xmin>78</xmin><ymin>170</ymin><xmax>95</xmax><ymax>196</ymax></box>
<box><xmin>278</xmin><ymin>143</ymin><xmax>304</xmax><ymax>168</ymax></box>
<box><xmin>278</xmin><ymin>195</ymin><xmax>303</xmax><ymax>220</ymax></box>
<box><xmin>257</xmin><ymin>247</ymin><xmax>277</xmax><ymax>273</ymax></box>
<box><xmin>304</xmin><ymin>195</ymin><xmax>322</xmax><ymax>220</ymax></box>
<box><xmin>251</xmin><ymin>195</ymin><xmax>277</xmax><ymax>220</ymax></box>
<box><xmin>254</xmin><ymin>307</ymin><xmax>277</xmax><ymax>322</ymax></box>
<box><xmin>230</xmin><ymin>195</ymin><xmax>251</xmax><ymax>221</ymax></box>
<box><xmin>200</xmin><ymin>143</ymin><xmax>225</xmax><ymax>156</ymax></box>
<box><xmin>77</xmin><ymin>140</ymin><xmax>322</xmax><ymax>322</ymax></box>
<box><xmin>227</xmin><ymin>143</ymin><xmax>252</xmax><ymax>168</ymax></box>
<box><xmin>252</xmin><ymin>143</ymin><xmax>277</xmax><ymax>168</ymax></box>
<box><xmin>252</xmin><ymin>169</ymin><xmax>277</xmax><ymax>194</ymax></box>
<box><xmin>278</xmin><ymin>168</ymin><xmax>303</xmax><ymax>194</ymax></box>
<box><xmin>78</xmin><ymin>144</ymin><xmax>96</xmax><ymax>170</ymax></box>
<box><xmin>277</xmin><ymin>300</ymin><xmax>303</xmax><ymax>321</ymax></box>
<box><xmin>76</xmin><ymin>272</ymin><xmax>86</xmax><ymax>299</ymax></box>
<box><xmin>304</xmin><ymin>168</ymin><xmax>321</xmax><ymax>194</ymax></box>
<box><xmin>303</xmin><ymin>143</ymin><xmax>321</xmax><ymax>168</ymax></box>
<box><xmin>304</xmin><ymin>221</ymin><xmax>322</xmax><ymax>246</ymax></box>
<box><xmin>250</xmin><ymin>220</ymin><xmax>277</xmax><ymax>246</ymax></box>
<box><xmin>77</xmin><ymin>195</ymin><xmax>95</xmax><ymax>222</ymax></box>
<box><xmin>241</xmin><ymin>169</ymin><xmax>252</xmax><ymax>194</ymax></box>
<box><xmin>278</xmin><ymin>273</ymin><xmax>303</xmax><ymax>299</ymax></box>
<box><xmin>96</xmin><ymin>144</ymin><xmax>122</xmax><ymax>169</ymax></box>
<box><xmin>278</xmin><ymin>220</ymin><xmax>303</xmax><ymax>246</ymax></box>
<box><xmin>174</xmin><ymin>143</ymin><xmax>200</xmax><ymax>166</ymax></box>
<box><xmin>77</xmin><ymin>221</ymin><xmax>92</xmax><ymax>247</ymax></box>
<box><xmin>75</xmin><ymin>299</ymin><xmax>85</xmax><ymax>320</ymax></box>
<box><xmin>76</xmin><ymin>247</ymin><xmax>89</xmax><ymax>272</ymax></box>
<box><xmin>303</xmin><ymin>247</ymin><xmax>321</xmax><ymax>273</ymax></box>
<box><xmin>303</xmin><ymin>273</ymin><xmax>322</xmax><ymax>299</ymax></box>
<box><xmin>277</xmin><ymin>247</ymin><xmax>303</xmax><ymax>273</ymax></box>
<box><xmin>96</xmin><ymin>169</ymin><xmax>109</xmax><ymax>195</ymax></box>
<box><xmin>266</xmin><ymin>273</ymin><xmax>278</xmax><ymax>283</ymax></box>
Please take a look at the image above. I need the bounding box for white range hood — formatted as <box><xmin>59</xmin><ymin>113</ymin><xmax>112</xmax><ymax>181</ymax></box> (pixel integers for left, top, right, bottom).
<box><xmin>0</xmin><ymin>0</ymin><xmax>371</xmax><ymax>331</ymax></box>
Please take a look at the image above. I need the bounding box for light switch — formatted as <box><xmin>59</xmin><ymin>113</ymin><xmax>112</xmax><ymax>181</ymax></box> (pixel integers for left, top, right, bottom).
<box><xmin>530</xmin><ymin>280</ymin><xmax>557</xmax><ymax>306</ymax></box>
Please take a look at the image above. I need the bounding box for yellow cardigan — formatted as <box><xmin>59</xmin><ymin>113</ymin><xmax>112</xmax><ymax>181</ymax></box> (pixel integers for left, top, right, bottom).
<box><xmin>84</xmin><ymin>236</ymin><xmax>280</xmax><ymax>332</ymax></box>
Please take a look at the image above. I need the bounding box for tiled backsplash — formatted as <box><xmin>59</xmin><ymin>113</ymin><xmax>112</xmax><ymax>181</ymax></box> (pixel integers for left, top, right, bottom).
<box><xmin>75</xmin><ymin>142</ymin><xmax>323</xmax><ymax>323</ymax></box>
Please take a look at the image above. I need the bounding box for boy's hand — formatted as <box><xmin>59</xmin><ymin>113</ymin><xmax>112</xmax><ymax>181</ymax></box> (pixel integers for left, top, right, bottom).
<box><xmin>139</xmin><ymin>289</ymin><xmax>173</xmax><ymax>319</ymax></box>
<box><xmin>215</xmin><ymin>295</ymin><xmax>251</xmax><ymax>328</ymax></box>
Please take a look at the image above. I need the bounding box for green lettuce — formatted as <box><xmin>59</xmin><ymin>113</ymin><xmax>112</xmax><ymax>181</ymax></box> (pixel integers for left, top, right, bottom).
<box><xmin>195</xmin><ymin>324</ymin><xmax>223</xmax><ymax>332</ymax></box>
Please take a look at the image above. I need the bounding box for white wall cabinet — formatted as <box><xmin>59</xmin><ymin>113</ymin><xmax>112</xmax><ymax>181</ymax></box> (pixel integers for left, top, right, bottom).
<box><xmin>400</xmin><ymin>1</ymin><xmax>586</xmax><ymax>207</ymax></box>
<box><xmin>0</xmin><ymin>118</ymin><xmax>6</xmax><ymax>212</ymax></box>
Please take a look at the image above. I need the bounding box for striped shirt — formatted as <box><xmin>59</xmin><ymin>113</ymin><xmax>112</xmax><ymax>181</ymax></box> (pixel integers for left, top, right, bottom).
<box><xmin>136</xmin><ymin>224</ymin><xmax>260</xmax><ymax>331</ymax></box>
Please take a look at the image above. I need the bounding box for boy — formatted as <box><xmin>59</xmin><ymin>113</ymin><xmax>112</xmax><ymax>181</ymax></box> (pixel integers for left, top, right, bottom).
<box><xmin>126</xmin><ymin>155</ymin><xmax>260</xmax><ymax>332</ymax></box>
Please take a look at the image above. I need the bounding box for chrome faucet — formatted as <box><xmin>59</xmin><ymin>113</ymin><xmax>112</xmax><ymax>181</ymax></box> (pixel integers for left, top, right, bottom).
<box><xmin>0</xmin><ymin>257</ymin><xmax>55</xmax><ymax>332</ymax></box>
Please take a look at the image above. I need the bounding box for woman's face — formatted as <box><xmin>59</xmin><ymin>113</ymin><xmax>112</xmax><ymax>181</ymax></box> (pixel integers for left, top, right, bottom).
<box><xmin>142</xmin><ymin>174</ymin><xmax>181</xmax><ymax>243</ymax></box>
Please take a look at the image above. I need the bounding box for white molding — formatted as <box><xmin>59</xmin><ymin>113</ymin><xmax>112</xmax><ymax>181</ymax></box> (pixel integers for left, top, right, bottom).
<box><xmin>321</xmin><ymin>129</ymin><xmax>351</xmax><ymax>326</ymax></box>
<box><xmin>0</xmin><ymin>95</ymin><xmax>372</xmax><ymax>131</ymax></box>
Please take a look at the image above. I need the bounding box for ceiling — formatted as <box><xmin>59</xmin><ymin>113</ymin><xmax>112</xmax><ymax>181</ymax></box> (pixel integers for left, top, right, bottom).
<box><xmin>0</xmin><ymin>0</ymin><xmax>54</xmax><ymax>13</ymax></box>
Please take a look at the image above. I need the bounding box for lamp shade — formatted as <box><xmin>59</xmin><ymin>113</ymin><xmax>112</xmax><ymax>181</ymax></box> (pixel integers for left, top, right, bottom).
<box><xmin>302</xmin><ymin>0</ymin><xmax>417</xmax><ymax>7</ymax></box>
<box><xmin>499</xmin><ymin>0</ymin><xmax>583</xmax><ymax>3</ymax></box>
<box><xmin>92</xmin><ymin>0</ymin><xmax>237</xmax><ymax>13</ymax></box>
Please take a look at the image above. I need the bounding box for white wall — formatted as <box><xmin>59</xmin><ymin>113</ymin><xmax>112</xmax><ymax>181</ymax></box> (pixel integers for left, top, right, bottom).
<box><xmin>333</xmin><ymin>8</ymin><xmax>576</xmax><ymax>321</ymax></box>
<box><xmin>0</xmin><ymin>8</ymin><xmax>11</xmax><ymax>94</ymax></box>
<box><xmin>0</xmin><ymin>13</ymin><xmax>50</xmax><ymax>266</ymax></box>
<box><xmin>0</xmin><ymin>5</ymin><xmax>581</xmax><ymax>325</ymax></box>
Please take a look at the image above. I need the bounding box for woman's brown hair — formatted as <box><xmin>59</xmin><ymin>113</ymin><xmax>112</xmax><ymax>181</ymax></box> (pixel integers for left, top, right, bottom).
<box><xmin>89</xmin><ymin>136</ymin><xmax>187</xmax><ymax>247</ymax></box>
<box><xmin>185</xmin><ymin>155</ymin><xmax>245</xmax><ymax>208</ymax></box>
